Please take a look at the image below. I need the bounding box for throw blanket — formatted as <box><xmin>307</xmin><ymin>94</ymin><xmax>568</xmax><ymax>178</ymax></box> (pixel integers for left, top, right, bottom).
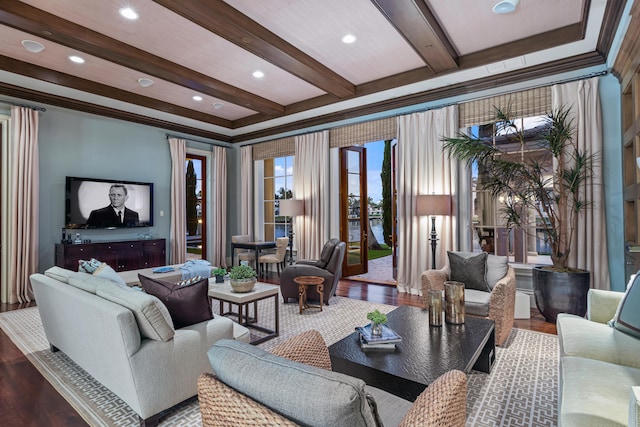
<box><xmin>180</xmin><ymin>259</ymin><xmax>211</xmax><ymax>280</ymax></box>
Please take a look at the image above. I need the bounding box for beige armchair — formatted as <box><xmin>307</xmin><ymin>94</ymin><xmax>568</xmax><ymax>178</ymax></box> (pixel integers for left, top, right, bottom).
<box><xmin>421</xmin><ymin>252</ymin><xmax>516</xmax><ymax>346</ymax></box>
<box><xmin>198</xmin><ymin>330</ymin><xmax>467</xmax><ymax>427</ymax></box>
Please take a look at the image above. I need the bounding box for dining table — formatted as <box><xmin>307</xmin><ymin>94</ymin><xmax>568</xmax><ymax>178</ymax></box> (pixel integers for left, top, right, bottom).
<box><xmin>230</xmin><ymin>240</ymin><xmax>276</xmax><ymax>267</ymax></box>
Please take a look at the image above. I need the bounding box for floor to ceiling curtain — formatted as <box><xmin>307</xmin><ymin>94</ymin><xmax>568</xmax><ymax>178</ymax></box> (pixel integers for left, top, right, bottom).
<box><xmin>1</xmin><ymin>107</ymin><xmax>39</xmax><ymax>303</ymax></box>
<box><xmin>211</xmin><ymin>146</ymin><xmax>227</xmax><ymax>267</ymax></box>
<box><xmin>240</xmin><ymin>145</ymin><xmax>253</xmax><ymax>236</ymax></box>
<box><xmin>396</xmin><ymin>106</ymin><xmax>459</xmax><ymax>295</ymax></box>
<box><xmin>169</xmin><ymin>137</ymin><xmax>186</xmax><ymax>265</ymax></box>
<box><xmin>293</xmin><ymin>130</ymin><xmax>329</xmax><ymax>260</ymax></box>
<box><xmin>552</xmin><ymin>77</ymin><xmax>610</xmax><ymax>290</ymax></box>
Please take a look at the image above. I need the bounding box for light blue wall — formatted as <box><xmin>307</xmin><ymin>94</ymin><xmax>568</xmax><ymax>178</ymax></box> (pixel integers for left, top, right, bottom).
<box><xmin>36</xmin><ymin>107</ymin><xmax>173</xmax><ymax>271</ymax></box>
<box><xmin>600</xmin><ymin>74</ymin><xmax>624</xmax><ymax>291</ymax></box>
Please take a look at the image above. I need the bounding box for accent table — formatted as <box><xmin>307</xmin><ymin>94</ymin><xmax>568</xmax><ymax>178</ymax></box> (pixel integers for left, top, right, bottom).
<box><xmin>208</xmin><ymin>279</ymin><xmax>280</xmax><ymax>345</ymax></box>
<box><xmin>328</xmin><ymin>305</ymin><xmax>495</xmax><ymax>401</ymax></box>
<box><xmin>293</xmin><ymin>275</ymin><xmax>324</xmax><ymax>314</ymax></box>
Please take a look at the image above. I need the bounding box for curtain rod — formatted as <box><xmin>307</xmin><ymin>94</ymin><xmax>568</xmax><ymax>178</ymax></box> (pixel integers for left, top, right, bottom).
<box><xmin>409</xmin><ymin>70</ymin><xmax>609</xmax><ymax>115</ymax></box>
<box><xmin>0</xmin><ymin>100</ymin><xmax>46</xmax><ymax>112</ymax></box>
<box><xmin>165</xmin><ymin>134</ymin><xmax>231</xmax><ymax>148</ymax></box>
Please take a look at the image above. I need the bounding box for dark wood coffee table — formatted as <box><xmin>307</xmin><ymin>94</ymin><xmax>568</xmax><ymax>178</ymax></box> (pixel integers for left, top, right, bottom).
<box><xmin>328</xmin><ymin>305</ymin><xmax>495</xmax><ymax>401</ymax></box>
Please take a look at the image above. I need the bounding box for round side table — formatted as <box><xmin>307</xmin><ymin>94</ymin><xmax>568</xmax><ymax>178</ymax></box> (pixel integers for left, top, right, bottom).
<box><xmin>293</xmin><ymin>275</ymin><xmax>325</xmax><ymax>314</ymax></box>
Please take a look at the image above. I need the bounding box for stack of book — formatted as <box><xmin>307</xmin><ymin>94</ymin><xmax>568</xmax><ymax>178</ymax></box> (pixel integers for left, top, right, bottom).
<box><xmin>355</xmin><ymin>323</ymin><xmax>402</xmax><ymax>350</ymax></box>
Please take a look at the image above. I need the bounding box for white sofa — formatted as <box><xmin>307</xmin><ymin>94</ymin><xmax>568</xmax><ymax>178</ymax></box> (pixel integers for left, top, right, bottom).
<box><xmin>30</xmin><ymin>267</ymin><xmax>250</xmax><ymax>427</ymax></box>
<box><xmin>557</xmin><ymin>289</ymin><xmax>640</xmax><ymax>426</ymax></box>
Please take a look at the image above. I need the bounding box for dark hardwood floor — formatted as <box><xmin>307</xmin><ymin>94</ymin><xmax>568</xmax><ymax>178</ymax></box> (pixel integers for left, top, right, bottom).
<box><xmin>0</xmin><ymin>279</ymin><xmax>556</xmax><ymax>426</ymax></box>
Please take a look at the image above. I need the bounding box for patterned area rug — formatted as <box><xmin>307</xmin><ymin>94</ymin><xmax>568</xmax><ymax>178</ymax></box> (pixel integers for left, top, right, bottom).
<box><xmin>0</xmin><ymin>296</ymin><xmax>558</xmax><ymax>426</ymax></box>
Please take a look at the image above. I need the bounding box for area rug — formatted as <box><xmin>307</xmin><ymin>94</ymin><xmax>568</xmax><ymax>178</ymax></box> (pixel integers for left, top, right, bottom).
<box><xmin>0</xmin><ymin>297</ymin><xmax>558</xmax><ymax>426</ymax></box>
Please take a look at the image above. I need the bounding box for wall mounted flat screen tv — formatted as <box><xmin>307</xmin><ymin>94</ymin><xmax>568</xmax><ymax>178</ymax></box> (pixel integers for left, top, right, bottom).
<box><xmin>65</xmin><ymin>176</ymin><xmax>153</xmax><ymax>229</ymax></box>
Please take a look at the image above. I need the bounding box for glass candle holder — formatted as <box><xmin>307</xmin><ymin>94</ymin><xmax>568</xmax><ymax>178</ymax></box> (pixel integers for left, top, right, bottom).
<box><xmin>427</xmin><ymin>290</ymin><xmax>443</xmax><ymax>327</ymax></box>
<box><xmin>444</xmin><ymin>281</ymin><xmax>465</xmax><ymax>324</ymax></box>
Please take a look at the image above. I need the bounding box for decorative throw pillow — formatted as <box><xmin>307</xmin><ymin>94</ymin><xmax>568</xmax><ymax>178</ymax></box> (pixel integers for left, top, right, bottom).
<box><xmin>175</xmin><ymin>275</ymin><xmax>203</xmax><ymax>287</ymax></box>
<box><xmin>138</xmin><ymin>275</ymin><xmax>213</xmax><ymax>329</ymax></box>
<box><xmin>448</xmin><ymin>251</ymin><xmax>490</xmax><ymax>292</ymax></box>
<box><xmin>93</xmin><ymin>263</ymin><xmax>128</xmax><ymax>288</ymax></box>
<box><xmin>610</xmin><ymin>273</ymin><xmax>640</xmax><ymax>339</ymax></box>
<box><xmin>78</xmin><ymin>258</ymin><xmax>102</xmax><ymax>274</ymax></box>
<box><xmin>486</xmin><ymin>255</ymin><xmax>509</xmax><ymax>290</ymax></box>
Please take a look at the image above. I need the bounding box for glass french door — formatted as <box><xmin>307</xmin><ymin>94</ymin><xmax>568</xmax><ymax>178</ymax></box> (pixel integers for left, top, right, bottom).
<box><xmin>340</xmin><ymin>146</ymin><xmax>368</xmax><ymax>277</ymax></box>
<box><xmin>185</xmin><ymin>154</ymin><xmax>207</xmax><ymax>260</ymax></box>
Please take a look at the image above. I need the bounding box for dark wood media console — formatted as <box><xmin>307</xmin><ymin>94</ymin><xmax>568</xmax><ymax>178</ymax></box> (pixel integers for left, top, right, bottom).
<box><xmin>55</xmin><ymin>238</ymin><xmax>166</xmax><ymax>272</ymax></box>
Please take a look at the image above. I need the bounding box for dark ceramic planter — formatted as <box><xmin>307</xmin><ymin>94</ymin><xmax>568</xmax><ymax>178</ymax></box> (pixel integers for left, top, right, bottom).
<box><xmin>532</xmin><ymin>266</ymin><xmax>590</xmax><ymax>323</ymax></box>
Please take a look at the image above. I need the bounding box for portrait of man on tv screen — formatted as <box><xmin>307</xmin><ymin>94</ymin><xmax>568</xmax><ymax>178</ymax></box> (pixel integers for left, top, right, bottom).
<box><xmin>87</xmin><ymin>184</ymin><xmax>140</xmax><ymax>228</ymax></box>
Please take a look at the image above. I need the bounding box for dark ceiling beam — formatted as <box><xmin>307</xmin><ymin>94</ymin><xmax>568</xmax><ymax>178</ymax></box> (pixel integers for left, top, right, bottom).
<box><xmin>0</xmin><ymin>55</ymin><xmax>233</xmax><ymax>128</ymax></box>
<box><xmin>153</xmin><ymin>0</ymin><xmax>356</xmax><ymax>98</ymax></box>
<box><xmin>0</xmin><ymin>1</ymin><xmax>284</xmax><ymax>115</ymax></box>
<box><xmin>597</xmin><ymin>0</ymin><xmax>626</xmax><ymax>57</ymax></box>
<box><xmin>0</xmin><ymin>82</ymin><xmax>232</xmax><ymax>142</ymax></box>
<box><xmin>370</xmin><ymin>0</ymin><xmax>458</xmax><ymax>72</ymax></box>
<box><xmin>232</xmin><ymin>52</ymin><xmax>605</xmax><ymax>143</ymax></box>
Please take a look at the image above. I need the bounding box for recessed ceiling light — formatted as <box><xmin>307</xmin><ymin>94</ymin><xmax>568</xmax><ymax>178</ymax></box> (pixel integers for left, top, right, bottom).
<box><xmin>213</xmin><ymin>102</ymin><xmax>224</xmax><ymax>109</ymax></box>
<box><xmin>341</xmin><ymin>34</ymin><xmax>357</xmax><ymax>44</ymax></box>
<box><xmin>119</xmin><ymin>7</ymin><xmax>139</xmax><ymax>20</ymax></box>
<box><xmin>21</xmin><ymin>40</ymin><xmax>45</xmax><ymax>53</ymax></box>
<box><xmin>493</xmin><ymin>0</ymin><xmax>520</xmax><ymax>14</ymax></box>
<box><xmin>137</xmin><ymin>78</ymin><xmax>154</xmax><ymax>87</ymax></box>
<box><xmin>252</xmin><ymin>70</ymin><xmax>264</xmax><ymax>79</ymax></box>
<box><xmin>69</xmin><ymin>55</ymin><xmax>85</xmax><ymax>64</ymax></box>
<box><xmin>192</xmin><ymin>95</ymin><xmax>203</xmax><ymax>101</ymax></box>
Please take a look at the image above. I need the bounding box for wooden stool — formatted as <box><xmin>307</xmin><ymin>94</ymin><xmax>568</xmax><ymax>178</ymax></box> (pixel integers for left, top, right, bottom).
<box><xmin>293</xmin><ymin>276</ymin><xmax>324</xmax><ymax>314</ymax></box>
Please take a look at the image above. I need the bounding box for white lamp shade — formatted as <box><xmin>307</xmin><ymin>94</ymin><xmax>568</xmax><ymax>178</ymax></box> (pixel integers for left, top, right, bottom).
<box><xmin>279</xmin><ymin>199</ymin><xmax>304</xmax><ymax>216</ymax></box>
<box><xmin>416</xmin><ymin>194</ymin><xmax>452</xmax><ymax>216</ymax></box>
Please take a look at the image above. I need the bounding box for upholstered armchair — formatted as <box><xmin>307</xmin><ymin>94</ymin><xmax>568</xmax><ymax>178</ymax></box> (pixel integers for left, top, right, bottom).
<box><xmin>280</xmin><ymin>239</ymin><xmax>346</xmax><ymax>305</ymax></box>
<box><xmin>421</xmin><ymin>251</ymin><xmax>516</xmax><ymax>346</ymax></box>
<box><xmin>198</xmin><ymin>330</ymin><xmax>468</xmax><ymax>427</ymax></box>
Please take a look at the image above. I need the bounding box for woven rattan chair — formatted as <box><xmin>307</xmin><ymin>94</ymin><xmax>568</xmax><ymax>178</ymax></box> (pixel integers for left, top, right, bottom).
<box><xmin>421</xmin><ymin>256</ymin><xmax>516</xmax><ymax>346</ymax></box>
<box><xmin>198</xmin><ymin>330</ymin><xmax>467</xmax><ymax>427</ymax></box>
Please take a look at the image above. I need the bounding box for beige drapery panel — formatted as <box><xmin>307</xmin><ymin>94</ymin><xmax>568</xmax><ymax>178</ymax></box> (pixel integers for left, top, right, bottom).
<box><xmin>396</xmin><ymin>106</ymin><xmax>459</xmax><ymax>295</ymax></box>
<box><xmin>293</xmin><ymin>131</ymin><xmax>329</xmax><ymax>260</ymax></box>
<box><xmin>169</xmin><ymin>138</ymin><xmax>186</xmax><ymax>264</ymax></box>
<box><xmin>1</xmin><ymin>107</ymin><xmax>39</xmax><ymax>303</ymax></box>
<box><xmin>459</xmin><ymin>86</ymin><xmax>551</xmax><ymax>128</ymax></box>
<box><xmin>252</xmin><ymin>136</ymin><xmax>295</xmax><ymax>160</ymax></box>
<box><xmin>329</xmin><ymin>117</ymin><xmax>397</xmax><ymax>148</ymax></box>
<box><xmin>552</xmin><ymin>78</ymin><xmax>610</xmax><ymax>290</ymax></box>
<box><xmin>240</xmin><ymin>145</ymin><xmax>253</xmax><ymax>236</ymax></box>
<box><xmin>211</xmin><ymin>146</ymin><xmax>227</xmax><ymax>267</ymax></box>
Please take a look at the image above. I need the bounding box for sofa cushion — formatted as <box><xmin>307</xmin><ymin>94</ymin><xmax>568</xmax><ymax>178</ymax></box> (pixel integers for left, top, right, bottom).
<box><xmin>611</xmin><ymin>273</ymin><xmax>640</xmax><ymax>339</ymax></box>
<box><xmin>97</xmin><ymin>280</ymin><xmax>175</xmax><ymax>341</ymax></box>
<box><xmin>560</xmin><ymin>356</ymin><xmax>640</xmax><ymax>427</ymax></box>
<box><xmin>93</xmin><ymin>263</ymin><xmax>128</xmax><ymax>288</ymax></box>
<box><xmin>486</xmin><ymin>255</ymin><xmax>508</xmax><ymax>290</ymax></box>
<box><xmin>465</xmin><ymin>289</ymin><xmax>491</xmax><ymax>317</ymax></box>
<box><xmin>139</xmin><ymin>275</ymin><xmax>213</xmax><ymax>329</ymax></box>
<box><xmin>557</xmin><ymin>313</ymin><xmax>640</xmax><ymax>369</ymax></box>
<box><xmin>448</xmin><ymin>251</ymin><xmax>490</xmax><ymax>292</ymax></box>
<box><xmin>44</xmin><ymin>266</ymin><xmax>90</xmax><ymax>284</ymax></box>
<box><xmin>208</xmin><ymin>339</ymin><xmax>380</xmax><ymax>427</ymax></box>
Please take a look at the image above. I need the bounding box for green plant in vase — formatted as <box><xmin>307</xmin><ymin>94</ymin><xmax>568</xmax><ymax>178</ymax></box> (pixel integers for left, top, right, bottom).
<box><xmin>228</xmin><ymin>265</ymin><xmax>257</xmax><ymax>293</ymax></box>
<box><xmin>212</xmin><ymin>267</ymin><xmax>226</xmax><ymax>283</ymax></box>
<box><xmin>366</xmin><ymin>309</ymin><xmax>388</xmax><ymax>336</ymax></box>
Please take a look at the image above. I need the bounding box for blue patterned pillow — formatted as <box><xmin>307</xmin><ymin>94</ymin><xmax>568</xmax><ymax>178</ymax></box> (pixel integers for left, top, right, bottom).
<box><xmin>611</xmin><ymin>273</ymin><xmax>640</xmax><ymax>339</ymax></box>
<box><xmin>78</xmin><ymin>258</ymin><xmax>102</xmax><ymax>273</ymax></box>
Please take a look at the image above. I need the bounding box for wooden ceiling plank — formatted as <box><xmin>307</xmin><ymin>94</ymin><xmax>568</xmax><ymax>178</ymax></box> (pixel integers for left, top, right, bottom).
<box><xmin>0</xmin><ymin>55</ymin><xmax>233</xmax><ymax>128</ymax></box>
<box><xmin>0</xmin><ymin>1</ymin><xmax>284</xmax><ymax>115</ymax></box>
<box><xmin>152</xmin><ymin>0</ymin><xmax>355</xmax><ymax>98</ymax></box>
<box><xmin>369</xmin><ymin>0</ymin><xmax>458</xmax><ymax>73</ymax></box>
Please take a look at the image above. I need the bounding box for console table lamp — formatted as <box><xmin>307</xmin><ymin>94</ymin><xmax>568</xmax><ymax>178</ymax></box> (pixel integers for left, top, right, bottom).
<box><xmin>416</xmin><ymin>194</ymin><xmax>452</xmax><ymax>269</ymax></box>
<box><xmin>279</xmin><ymin>199</ymin><xmax>304</xmax><ymax>265</ymax></box>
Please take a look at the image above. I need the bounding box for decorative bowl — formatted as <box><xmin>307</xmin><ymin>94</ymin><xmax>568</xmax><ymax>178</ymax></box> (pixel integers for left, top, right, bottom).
<box><xmin>229</xmin><ymin>278</ymin><xmax>256</xmax><ymax>293</ymax></box>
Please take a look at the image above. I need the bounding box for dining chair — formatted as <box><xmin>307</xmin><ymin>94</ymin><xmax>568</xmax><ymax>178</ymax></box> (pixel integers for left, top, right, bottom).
<box><xmin>258</xmin><ymin>237</ymin><xmax>289</xmax><ymax>277</ymax></box>
<box><xmin>231</xmin><ymin>234</ymin><xmax>255</xmax><ymax>267</ymax></box>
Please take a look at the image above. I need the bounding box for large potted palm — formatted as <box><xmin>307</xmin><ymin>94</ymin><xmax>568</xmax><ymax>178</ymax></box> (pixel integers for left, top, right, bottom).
<box><xmin>442</xmin><ymin>105</ymin><xmax>594</xmax><ymax>322</ymax></box>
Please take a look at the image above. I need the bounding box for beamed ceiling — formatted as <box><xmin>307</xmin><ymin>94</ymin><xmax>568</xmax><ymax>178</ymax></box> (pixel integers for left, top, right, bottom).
<box><xmin>0</xmin><ymin>0</ymin><xmax>626</xmax><ymax>144</ymax></box>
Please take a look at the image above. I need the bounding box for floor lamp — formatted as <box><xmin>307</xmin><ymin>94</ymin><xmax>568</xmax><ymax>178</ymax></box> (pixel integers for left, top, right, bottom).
<box><xmin>416</xmin><ymin>194</ymin><xmax>452</xmax><ymax>269</ymax></box>
<box><xmin>279</xmin><ymin>199</ymin><xmax>304</xmax><ymax>265</ymax></box>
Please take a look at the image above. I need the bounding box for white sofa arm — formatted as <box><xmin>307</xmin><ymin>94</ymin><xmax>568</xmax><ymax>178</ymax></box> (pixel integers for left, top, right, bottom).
<box><xmin>586</xmin><ymin>289</ymin><xmax>624</xmax><ymax>324</ymax></box>
<box><xmin>630</xmin><ymin>387</ymin><xmax>640</xmax><ymax>427</ymax></box>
